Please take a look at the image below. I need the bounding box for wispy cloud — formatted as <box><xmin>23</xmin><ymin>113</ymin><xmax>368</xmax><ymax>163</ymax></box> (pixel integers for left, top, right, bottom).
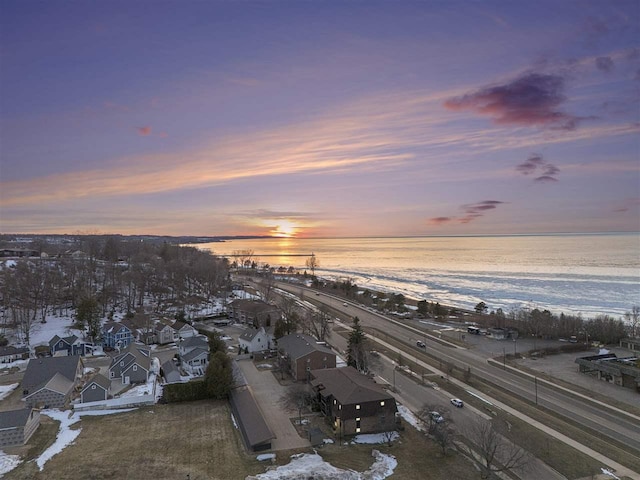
<box><xmin>444</xmin><ymin>72</ymin><xmax>581</xmax><ymax>130</ymax></box>
<box><xmin>595</xmin><ymin>56</ymin><xmax>614</xmax><ymax>73</ymax></box>
<box><xmin>429</xmin><ymin>200</ymin><xmax>506</xmax><ymax>226</ymax></box>
<box><xmin>516</xmin><ymin>153</ymin><xmax>561</xmax><ymax>182</ymax></box>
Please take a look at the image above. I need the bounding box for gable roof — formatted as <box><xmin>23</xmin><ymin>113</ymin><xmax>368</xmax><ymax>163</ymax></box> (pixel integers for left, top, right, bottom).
<box><xmin>310</xmin><ymin>367</ymin><xmax>394</xmax><ymax>405</ymax></box>
<box><xmin>230</xmin><ymin>299</ymin><xmax>279</xmax><ymax>315</ymax></box>
<box><xmin>81</xmin><ymin>374</ymin><xmax>111</xmax><ymax>393</ymax></box>
<box><xmin>239</xmin><ymin>328</ymin><xmax>261</xmax><ymax>342</ymax></box>
<box><xmin>0</xmin><ymin>408</ymin><xmax>34</xmax><ymax>429</ymax></box>
<box><xmin>180</xmin><ymin>335</ymin><xmax>208</xmax><ymax>350</ymax></box>
<box><xmin>0</xmin><ymin>345</ymin><xmax>29</xmax><ymax>357</ymax></box>
<box><xmin>102</xmin><ymin>321</ymin><xmax>131</xmax><ymax>335</ymax></box>
<box><xmin>49</xmin><ymin>334</ymin><xmax>79</xmax><ymax>348</ymax></box>
<box><xmin>230</xmin><ymin>386</ymin><xmax>275</xmax><ymax>448</ymax></box>
<box><xmin>277</xmin><ymin>333</ymin><xmax>334</xmax><ymax>360</ymax></box>
<box><xmin>161</xmin><ymin>360</ymin><xmax>179</xmax><ymax>376</ymax></box>
<box><xmin>110</xmin><ymin>344</ymin><xmax>151</xmax><ymax>370</ymax></box>
<box><xmin>182</xmin><ymin>347</ymin><xmax>208</xmax><ymax>363</ymax></box>
<box><xmin>22</xmin><ymin>355</ymin><xmax>81</xmax><ymax>393</ymax></box>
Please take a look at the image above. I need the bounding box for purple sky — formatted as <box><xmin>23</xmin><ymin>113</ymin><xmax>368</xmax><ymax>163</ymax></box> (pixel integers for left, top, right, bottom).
<box><xmin>1</xmin><ymin>1</ymin><xmax>639</xmax><ymax>237</ymax></box>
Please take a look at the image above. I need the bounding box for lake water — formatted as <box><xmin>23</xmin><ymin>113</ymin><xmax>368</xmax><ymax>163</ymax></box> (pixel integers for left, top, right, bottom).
<box><xmin>193</xmin><ymin>234</ymin><xmax>640</xmax><ymax>319</ymax></box>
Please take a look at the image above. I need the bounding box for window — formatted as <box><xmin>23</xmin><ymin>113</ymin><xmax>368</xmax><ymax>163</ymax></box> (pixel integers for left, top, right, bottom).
<box><xmin>356</xmin><ymin>418</ymin><xmax>361</xmax><ymax>433</ymax></box>
<box><xmin>338</xmin><ymin>404</ymin><xmax>341</xmax><ymax>410</ymax></box>
<box><xmin>380</xmin><ymin>401</ymin><xmax>385</xmax><ymax>406</ymax></box>
<box><xmin>133</xmin><ymin>365</ymin><xmax>138</xmax><ymax>371</ymax></box>
<box><xmin>120</xmin><ymin>361</ymin><xmax>124</xmax><ymax>367</ymax></box>
<box><xmin>356</xmin><ymin>404</ymin><xmax>361</xmax><ymax>410</ymax></box>
<box><xmin>91</xmin><ymin>385</ymin><xmax>96</xmax><ymax>390</ymax></box>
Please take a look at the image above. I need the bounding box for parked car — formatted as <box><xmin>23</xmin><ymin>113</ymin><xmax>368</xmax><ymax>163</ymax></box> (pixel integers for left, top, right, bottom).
<box><xmin>429</xmin><ymin>411</ymin><xmax>444</xmax><ymax>423</ymax></box>
<box><xmin>343</xmin><ymin>302</ymin><xmax>348</xmax><ymax>306</ymax></box>
<box><xmin>416</xmin><ymin>341</ymin><xmax>426</xmax><ymax>348</ymax></box>
<box><xmin>450</xmin><ymin>398</ymin><xmax>464</xmax><ymax>408</ymax></box>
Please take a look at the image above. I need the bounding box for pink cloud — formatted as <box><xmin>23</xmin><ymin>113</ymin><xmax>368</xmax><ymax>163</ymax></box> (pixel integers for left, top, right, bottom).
<box><xmin>136</xmin><ymin>126</ymin><xmax>152</xmax><ymax>136</ymax></box>
<box><xmin>444</xmin><ymin>73</ymin><xmax>581</xmax><ymax>130</ymax></box>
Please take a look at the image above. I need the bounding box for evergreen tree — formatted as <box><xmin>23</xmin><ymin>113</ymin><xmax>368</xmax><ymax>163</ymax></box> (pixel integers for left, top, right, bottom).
<box><xmin>347</xmin><ymin>316</ymin><xmax>369</xmax><ymax>372</ymax></box>
<box><xmin>205</xmin><ymin>351</ymin><xmax>234</xmax><ymax>399</ymax></box>
<box><xmin>76</xmin><ymin>296</ymin><xmax>101</xmax><ymax>342</ymax></box>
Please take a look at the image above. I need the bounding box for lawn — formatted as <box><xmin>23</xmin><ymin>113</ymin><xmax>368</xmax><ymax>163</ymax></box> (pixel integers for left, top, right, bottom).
<box><xmin>5</xmin><ymin>399</ymin><xmax>479</xmax><ymax>480</ymax></box>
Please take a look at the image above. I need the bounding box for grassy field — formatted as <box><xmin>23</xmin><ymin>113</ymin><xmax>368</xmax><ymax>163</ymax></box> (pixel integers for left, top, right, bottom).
<box><xmin>5</xmin><ymin>399</ymin><xmax>478</xmax><ymax>480</ymax></box>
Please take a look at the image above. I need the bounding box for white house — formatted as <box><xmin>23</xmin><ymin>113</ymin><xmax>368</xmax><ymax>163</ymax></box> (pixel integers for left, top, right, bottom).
<box><xmin>238</xmin><ymin>327</ymin><xmax>274</xmax><ymax>353</ymax></box>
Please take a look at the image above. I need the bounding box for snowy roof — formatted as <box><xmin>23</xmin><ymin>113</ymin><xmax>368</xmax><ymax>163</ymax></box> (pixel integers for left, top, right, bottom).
<box><xmin>310</xmin><ymin>367</ymin><xmax>395</xmax><ymax>406</ymax></box>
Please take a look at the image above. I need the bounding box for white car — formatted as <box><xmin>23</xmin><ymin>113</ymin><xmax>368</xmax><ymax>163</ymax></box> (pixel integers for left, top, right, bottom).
<box><xmin>450</xmin><ymin>398</ymin><xmax>464</xmax><ymax>408</ymax></box>
<box><xmin>429</xmin><ymin>411</ymin><xmax>445</xmax><ymax>423</ymax></box>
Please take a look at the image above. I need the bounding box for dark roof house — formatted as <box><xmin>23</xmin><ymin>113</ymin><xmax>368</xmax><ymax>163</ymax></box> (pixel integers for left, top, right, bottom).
<box><xmin>310</xmin><ymin>366</ymin><xmax>398</xmax><ymax>436</ymax></box>
<box><xmin>277</xmin><ymin>333</ymin><xmax>336</xmax><ymax>381</ymax></box>
<box><xmin>21</xmin><ymin>355</ymin><xmax>83</xmax><ymax>408</ymax></box>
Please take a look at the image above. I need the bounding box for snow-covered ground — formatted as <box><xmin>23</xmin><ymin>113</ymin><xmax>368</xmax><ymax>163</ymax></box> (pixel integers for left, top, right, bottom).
<box><xmin>0</xmin><ymin>383</ymin><xmax>18</xmax><ymax>401</ymax></box>
<box><xmin>396</xmin><ymin>404</ymin><xmax>423</xmax><ymax>432</ymax></box>
<box><xmin>118</xmin><ymin>373</ymin><xmax>163</xmax><ymax>402</ymax></box>
<box><xmin>247</xmin><ymin>449</ymin><xmax>397</xmax><ymax>480</ymax></box>
<box><xmin>351</xmin><ymin>432</ymin><xmax>399</xmax><ymax>445</ymax></box>
<box><xmin>0</xmin><ymin>451</ymin><xmax>21</xmax><ymax>477</ymax></box>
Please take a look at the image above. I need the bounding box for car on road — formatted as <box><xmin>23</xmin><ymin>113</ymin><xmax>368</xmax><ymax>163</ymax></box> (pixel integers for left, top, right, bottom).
<box><xmin>450</xmin><ymin>398</ymin><xmax>464</xmax><ymax>408</ymax></box>
<box><xmin>343</xmin><ymin>302</ymin><xmax>348</xmax><ymax>306</ymax></box>
<box><xmin>416</xmin><ymin>341</ymin><xmax>426</xmax><ymax>348</ymax></box>
<box><xmin>429</xmin><ymin>411</ymin><xmax>444</xmax><ymax>423</ymax></box>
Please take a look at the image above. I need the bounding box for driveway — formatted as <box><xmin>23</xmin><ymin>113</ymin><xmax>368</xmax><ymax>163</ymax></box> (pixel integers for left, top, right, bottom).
<box><xmin>236</xmin><ymin>359</ymin><xmax>310</xmax><ymax>451</ymax></box>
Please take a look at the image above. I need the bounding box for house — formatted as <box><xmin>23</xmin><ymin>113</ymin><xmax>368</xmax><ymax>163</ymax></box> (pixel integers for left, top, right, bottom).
<box><xmin>102</xmin><ymin>322</ymin><xmax>133</xmax><ymax>349</ymax></box>
<box><xmin>238</xmin><ymin>326</ymin><xmax>274</xmax><ymax>354</ymax></box>
<box><xmin>0</xmin><ymin>345</ymin><xmax>29</xmax><ymax>363</ymax></box>
<box><xmin>228</xmin><ymin>299</ymin><xmax>281</xmax><ymax>328</ymax></box>
<box><xmin>0</xmin><ymin>408</ymin><xmax>40</xmax><ymax>448</ymax></box>
<box><xmin>49</xmin><ymin>334</ymin><xmax>92</xmax><ymax>357</ymax></box>
<box><xmin>229</xmin><ymin>386</ymin><xmax>275</xmax><ymax>452</ymax></box>
<box><xmin>181</xmin><ymin>348</ymin><xmax>209</xmax><ymax>376</ymax></box>
<box><xmin>80</xmin><ymin>374</ymin><xmax>111</xmax><ymax>403</ymax></box>
<box><xmin>21</xmin><ymin>355</ymin><xmax>83</xmax><ymax>408</ymax></box>
<box><xmin>155</xmin><ymin>322</ymin><xmax>175</xmax><ymax>345</ymax></box>
<box><xmin>179</xmin><ymin>335</ymin><xmax>209</xmax><ymax>356</ymax></box>
<box><xmin>310</xmin><ymin>366</ymin><xmax>398</xmax><ymax>436</ymax></box>
<box><xmin>161</xmin><ymin>360</ymin><xmax>182</xmax><ymax>384</ymax></box>
<box><xmin>108</xmin><ymin>344</ymin><xmax>151</xmax><ymax>385</ymax></box>
<box><xmin>172</xmin><ymin>321</ymin><xmax>199</xmax><ymax>341</ymax></box>
<box><xmin>178</xmin><ymin>335</ymin><xmax>209</xmax><ymax>376</ymax></box>
<box><xmin>575</xmin><ymin>353</ymin><xmax>640</xmax><ymax>392</ymax></box>
<box><xmin>277</xmin><ymin>333</ymin><xmax>336</xmax><ymax>382</ymax></box>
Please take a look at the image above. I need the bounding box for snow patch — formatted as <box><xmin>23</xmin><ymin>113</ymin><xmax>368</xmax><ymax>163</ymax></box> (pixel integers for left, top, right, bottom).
<box><xmin>256</xmin><ymin>453</ymin><xmax>276</xmax><ymax>461</ymax></box>
<box><xmin>396</xmin><ymin>404</ymin><xmax>423</xmax><ymax>432</ymax></box>
<box><xmin>38</xmin><ymin>408</ymin><xmax>136</xmax><ymax>470</ymax></box>
<box><xmin>0</xmin><ymin>383</ymin><xmax>19</xmax><ymax>401</ymax></box>
<box><xmin>0</xmin><ymin>451</ymin><xmax>22</xmax><ymax>476</ymax></box>
<box><xmin>247</xmin><ymin>449</ymin><xmax>396</xmax><ymax>480</ymax></box>
<box><xmin>351</xmin><ymin>431</ymin><xmax>398</xmax><ymax>445</ymax></box>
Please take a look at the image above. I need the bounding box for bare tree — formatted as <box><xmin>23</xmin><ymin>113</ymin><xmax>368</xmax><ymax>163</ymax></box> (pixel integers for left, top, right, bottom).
<box><xmin>279</xmin><ymin>384</ymin><xmax>313</xmax><ymax>426</ymax></box>
<box><xmin>300</xmin><ymin>306</ymin><xmax>332</xmax><ymax>342</ymax></box>
<box><xmin>234</xmin><ymin>249</ymin><xmax>254</xmax><ymax>274</ymax></box>
<box><xmin>624</xmin><ymin>306</ymin><xmax>639</xmax><ymax>338</ymax></box>
<box><xmin>456</xmin><ymin>417</ymin><xmax>531</xmax><ymax>479</ymax></box>
<box><xmin>305</xmin><ymin>253</ymin><xmax>319</xmax><ymax>277</ymax></box>
<box><xmin>277</xmin><ymin>295</ymin><xmax>300</xmax><ymax>335</ymax></box>
<box><xmin>418</xmin><ymin>403</ymin><xmax>450</xmax><ymax>435</ymax></box>
<box><xmin>257</xmin><ymin>271</ymin><xmax>276</xmax><ymax>304</ymax></box>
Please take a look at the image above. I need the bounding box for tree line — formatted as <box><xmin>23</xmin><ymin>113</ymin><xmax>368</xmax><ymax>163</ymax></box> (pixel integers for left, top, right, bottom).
<box><xmin>1</xmin><ymin>236</ymin><xmax>229</xmax><ymax>345</ymax></box>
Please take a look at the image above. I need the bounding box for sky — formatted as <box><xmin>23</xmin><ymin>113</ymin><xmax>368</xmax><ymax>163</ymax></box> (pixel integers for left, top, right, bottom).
<box><xmin>0</xmin><ymin>1</ymin><xmax>639</xmax><ymax>238</ymax></box>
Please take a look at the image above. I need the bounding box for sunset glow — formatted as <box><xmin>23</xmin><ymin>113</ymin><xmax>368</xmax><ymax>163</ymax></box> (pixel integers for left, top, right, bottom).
<box><xmin>0</xmin><ymin>1</ymin><xmax>638</xmax><ymax>236</ymax></box>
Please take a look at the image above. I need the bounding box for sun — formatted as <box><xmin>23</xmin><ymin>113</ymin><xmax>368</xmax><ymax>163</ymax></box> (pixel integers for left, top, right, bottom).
<box><xmin>271</xmin><ymin>220</ymin><xmax>298</xmax><ymax>238</ymax></box>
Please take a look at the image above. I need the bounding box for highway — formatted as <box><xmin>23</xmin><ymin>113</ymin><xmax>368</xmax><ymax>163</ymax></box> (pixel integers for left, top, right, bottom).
<box><xmin>273</xmin><ymin>282</ymin><xmax>640</xmax><ymax>463</ymax></box>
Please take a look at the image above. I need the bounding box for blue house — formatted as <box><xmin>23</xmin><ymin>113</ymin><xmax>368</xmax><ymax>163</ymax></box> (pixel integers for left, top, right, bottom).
<box><xmin>102</xmin><ymin>322</ymin><xmax>133</xmax><ymax>349</ymax></box>
<box><xmin>49</xmin><ymin>335</ymin><xmax>91</xmax><ymax>357</ymax></box>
